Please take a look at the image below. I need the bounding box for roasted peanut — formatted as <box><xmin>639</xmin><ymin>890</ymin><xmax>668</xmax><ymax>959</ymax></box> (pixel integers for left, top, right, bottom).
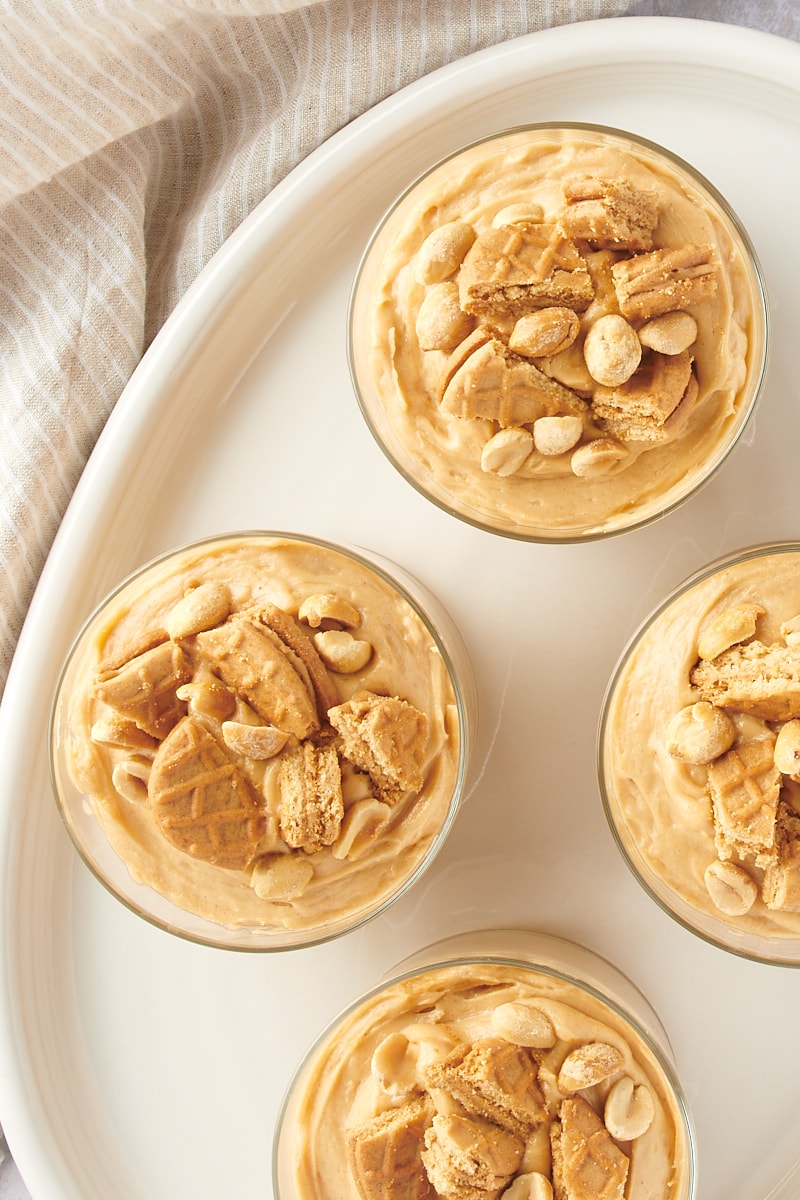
<box><xmin>583</xmin><ymin>313</ymin><xmax>641</xmax><ymax>386</ymax></box>
<box><xmin>704</xmin><ymin>859</ymin><xmax>758</xmax><ymax>915</ymax></box>
<box><xmin>604</xmin><ymin>1076</ymin><xmax>655</xmax><ymax>1141</ymax></box>
<box><xmin>539</xmin><ymin>343</ymin><xmax>595</xmax><ymax>392</ymax></box>
<box><xmin>176</xmin><ymin>677</ymin><xmax>236</xmax><ymax>721</ymax></box>
<box><xmin>90</xmin><ymin>715</ymin><xmax>158</xmax><ymax>753</ymax></box>
<box><xmin>570</xmin><ymin>437</ymin><xmax>627</xmax><ymax>478</ymax></box>
<box><xmin>774</xmin><ymin>720</ymin><xmax>800</xmax><ymax>776</ymax></box>
<box><xmin>697</xmin><ymin>603</ymin><xmax>764</xmax><ymax>660</ymax></box>
<box><xmin>780</xmin><ymin>614</ymin><xmax>800</xmax><ymax>647</ymax></box>
<box><xmin>503</xmin><ymin>1173</ymin><xmax>553</xmax><ymax>1200</ymax></box>
<box><xmin>532</xmin><ymin>414</ymin><xmax>583</xmax><ymax>457</ymax></box>
<box><xmin>665</xmin><ymin>701</ymin><xmax>736</xmax><ymax>764</ymax></box>
<box><xmin>415</xmin><ymin>220</ymin><xmax>476</xmax><ymax>284</ymax></box>
<box><xmin>313</xmin><ymin>629</ymin><xmax>372</xmax><ymax>673</ymax></box>
<box><xmin>111</xmin><ymin>757</ymin><xmax>150</xmax><ymax>804</ymax></box>
<box><xmin>250</xmin><ymin>853</ymin><xmax>314</xmax><ymax>900</ymax></box>
<box><xmin>492</xmin><ymin>203</ymin><xmax>545</xmax><ymax>228</ymax></box>
<box><xmin>415</xmin><ymin>282</ymin><xmax>475</xmax><ymax>352</ymax></box>
<box><xmin>480</xmin><ymin>427</ymin><xmax>534</xmax><ymax>476</ymax></box>
<box><xmin>557</xmin><ymin>1042</ymin><xmax>624</xmax><ymax>1092</ymax></box>
<box><xmin>298</xmin><ymin>593</ymin><xmax>362</xmax><ymax>630</ymax></box>
<box><xmin>491</xmin><ymin>1002</ymin><xmax>556</xmax><ymax>1048</ymax></box>
<box><xmin>222</xmin><ymin>720</ymin><xmax>289</xmax><ymax>760</ymax></box>
<box><xmin>509</xmin><ymin>307</ymin><xmax>580</xmax><ymax>359</ymax></box>
<box><xmin>165</xmin><ymin>582</ymin><xmax>232</xmax><ymax>639</ymax></box>
<box><xmin>638</xmin><ymin>310</ymin><xmax>698</xmax><ymax>355</ymax></box>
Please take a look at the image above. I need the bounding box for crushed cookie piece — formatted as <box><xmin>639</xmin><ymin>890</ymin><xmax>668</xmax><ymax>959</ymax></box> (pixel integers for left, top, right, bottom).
<box><xmin>550</xmin><ymin>1096</ymin><xmax>629</xmax><ymax>1200</ymax></box>
<box><xmin>440</xmin><ymin>334</ymin><xmax>587</xmax><ymax>426</ymax></box>
<box><xmin>254</xmin><ymin>602</ymin><xmax>341</xmax><ymax>715</ymax></box>
<box><xmin>328</xmin><ymin>690</ymin><xmax>428</xmax><ymax>805</ymax></box>
<box><xmin>279</xmin><ymin>741</ymin><xmax>344</xmax><ymax>853</ymax></box>
<box><xmin>346</xmin><ymin>1096</ymin><xmax>434</xmax><ymax>1200</ymax></box>
<box><xmin>706</xmin><ymin>736</ymin><xmax>781</xmax><ymax>861</ymax></box>
<box><xmin>190</xmin><ymin>610</ymin><xmax>321</xmax><ymax>739</ymax></box>
<box><xmin>422</xmin><ymin>1038</ymin><xmax>547</xmax><ymax>1138</ymax></box>
<box><xmin>762</xmin><ymin>798</ymin><xmax>800</xmax><ymax>912</ymax></box>
<box><xmin>591</xmin><ymin>350</ymin><xmax>695</xmax><ymax>443</ymax></box>
<box><xmin>559</xmin><ymin>176</ymin><xmax>659</xmax><ymax>251</ymax></box>
<box><xmin>421</xmin><ymin>1112</ymin><xmax>523</xmax><ymax>1199</ymax></box>
<box><xmin>458</xmin><ymin>225</ymin><xmax>594</xmax><ymax>321</ymax></box>
<box><xmin>611</xmin><ymin>243</ymin><xmax>718</xmax><ymax>321</ymax></box>
<box><xmin>690</xmin><ymin>641</ymin><xmax>800</xmax><ymax>722</ymax></box>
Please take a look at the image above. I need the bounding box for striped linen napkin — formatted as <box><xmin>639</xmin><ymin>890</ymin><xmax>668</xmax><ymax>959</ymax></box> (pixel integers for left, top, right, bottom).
<box><xmin>0</xmin><ymin>0</ymin><xmax>796</xmax><ymax>701</ymax></box>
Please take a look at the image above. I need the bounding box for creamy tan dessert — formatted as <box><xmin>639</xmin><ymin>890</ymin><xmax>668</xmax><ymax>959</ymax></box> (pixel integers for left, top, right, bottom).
<box><xmin>282</xmin><ymin>958</ymin><xmax>691</xmax><ymax>1200</ymax></box>
<box><xmin>601</xmin><ymin>546</ymin><xmax>800</xmax><ymax>950</ymax></box>
<box><xmin>58</xmin><ymin>536</ymin><xmax>466</xmax><ymax>935</ymax></box>
<box><xmin>350</xmin><ymin>126</ymin><xmax>765</xmax><ymax>538</ymax></box>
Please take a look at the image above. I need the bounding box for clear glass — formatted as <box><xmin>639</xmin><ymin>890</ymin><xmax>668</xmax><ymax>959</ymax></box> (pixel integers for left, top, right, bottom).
<box><xmin>273</xmin><ymin>929</ymin><xmax>696</xmax><ymax>1200</ymax></box>
<box><xmin>348</xmin><ymin>123</ymin><xmax>769</xmax><ymax>542</ymax></box>
<box><xmin>599</xmin><ymin>542</ymin><xmax>800</xmax><ymax>966</ymax></box>
<box><xmin>49</xmin><ymin>532</ymin><xmax>477</xmax><ymax>951</ymax></box>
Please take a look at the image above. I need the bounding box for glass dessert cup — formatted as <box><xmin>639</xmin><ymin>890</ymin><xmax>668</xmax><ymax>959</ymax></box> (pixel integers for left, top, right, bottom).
<box><xmin>349</xmin><ymin>123</ymin><xmax>769</xmax><ymax>542</ymax></box>
<box><xmin>49</xmin><ymin>532</ymin><xmax>476</xmax><ymax>951</ymax></box>
<box><xmin>273</xmin><ymin>928</ymin><xmax>695</xmax><ymax>1200</ymax></box>
<box><xmin>599</xmin><ymin>543</ymin><xmax>800</xmax><ymax>966</ymax></box>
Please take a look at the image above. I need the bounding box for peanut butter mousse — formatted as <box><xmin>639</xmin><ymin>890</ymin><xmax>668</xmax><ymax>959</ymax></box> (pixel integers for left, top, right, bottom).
<box><xmin>59</xmin><ymin>536</ymin><xmax>465</xmax><ymax>934</ymax></box>
<box><xmin>602</xmin><ymin>547</ymin><xmax>800</xmax><ymax>948</ymax></box>
<box><xmin>283</xmin><ymin>960</ymin><xmax>690</xmax><ymax>1200</ymax></box>
<box><xmin>350</xmin><ymin>125</ymin><xmax>765</xmax><ymax>538</ymax></box>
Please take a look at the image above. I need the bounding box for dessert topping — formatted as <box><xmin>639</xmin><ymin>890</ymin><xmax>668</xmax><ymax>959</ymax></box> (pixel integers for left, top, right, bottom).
<box><xmin>696</xmin><ymin>603</ymin><xmax>765</xmax><ymax>662</ymax></box>
<box><xmin>407</xmin><ymin>173</ymin><xmax>722</xmax><ymax>478</ymax></box>
<box><xmin>328</xmin><ymin>690</ymin><xmax>428</xmax><ymax>805</ymax></box>
<box><xmin>279</xmin><ymin>741</ymin><xmax>344</xmax><ymax>853</ymax></box>
<box><xmin>344</xmin><ymin>1008</ymin><xmax>656</xmax><ymax>1200</ymax></box>
<box><xmin>559</xmin><ymin>175</ymin><xmax>659</xmax><ymax>252</ymax></box>
<box><xmin>603</xmin><ymin>1076</ymin><xmax>655</xmax><ymax>1142</ymax></box>
<box><xmin>582</xmin><ymin>315</ymin><xmax>641</xmax><ymax>388</ymax></box>
<box><xmin>557</xmin><ymin>1043</ymin><xmax>624</xmax><ymax>1093</ymax></box>
<box><xmin>481</xmin><ymin>427</ymin><xmax>535</xmax><ymax>477</ymax></box>
<box><xmin>637</xmin><ymin>311</ymin><xmax>698</xmax><ymax>356</ymax></box>
<box><xmin>610</xmin><ymin>243</ymin><xmax>718</xmax><ymax>321</ymax></box>
<box><xmin>550</xmin><ymin>1097</ymin><xmax>629</xmax><ymax>1200</ymax></box>
<box><xmin>91</xmin><ymin>586</ymin><xmax>430</xmax><ymax>876</ymax></box>
<box><xmin>664</xmin><ymin>601</ymin><xmax>800</xmax><ymax>914</ymax></box>
<box><xmin>664</xmin><ymin>701</ymin><xmax>736</xmax><ymax>765</ymax></box>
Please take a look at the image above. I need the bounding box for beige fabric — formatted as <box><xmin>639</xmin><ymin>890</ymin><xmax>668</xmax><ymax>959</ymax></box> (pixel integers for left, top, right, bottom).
<box><xmin>0</xmin><ymin>0</ymin><xmax>798</xmax><ymax>700</ymax></box>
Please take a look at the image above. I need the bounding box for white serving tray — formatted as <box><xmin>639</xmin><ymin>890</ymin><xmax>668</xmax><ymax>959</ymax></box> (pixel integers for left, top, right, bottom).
<box><xmin>2</xmin><ymin>17</ymin><xmax>800</xmax><ymax>1200</ymax></box>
